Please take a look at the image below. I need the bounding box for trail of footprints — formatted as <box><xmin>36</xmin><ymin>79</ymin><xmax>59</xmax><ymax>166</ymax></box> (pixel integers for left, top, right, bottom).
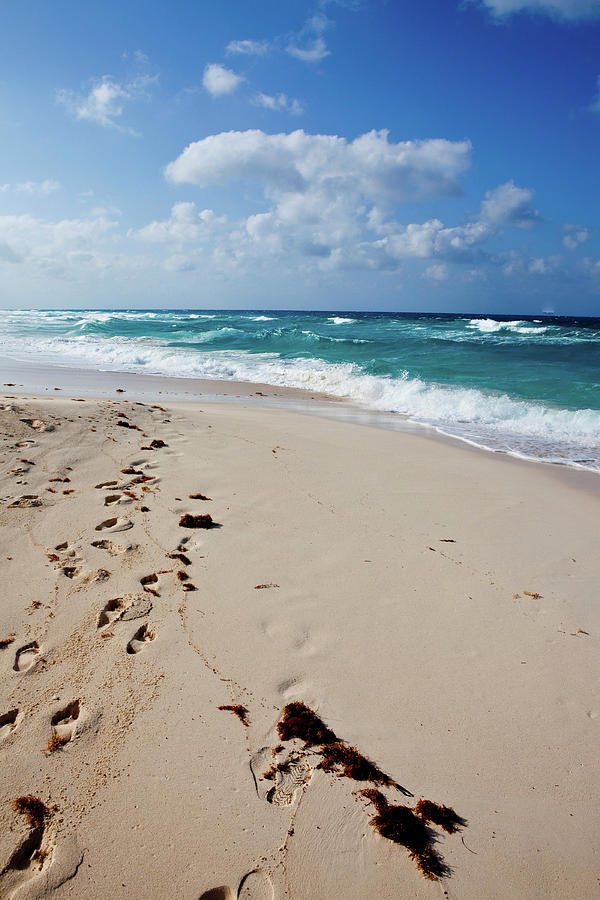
<box><xmin>1</xmin><ymin>403</ymin><xmax>176</xmax><ymax>895</ymax></box>
<box><xmin>5</xmin><ymin>402</ymin><xmax>454</xmax><ymax>899</ymax></box>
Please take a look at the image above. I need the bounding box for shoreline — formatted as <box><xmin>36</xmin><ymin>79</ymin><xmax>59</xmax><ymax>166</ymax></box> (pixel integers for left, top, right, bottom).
<box><xmin>0</xmin><ymin>388</ymin><xmax>598</xmax><ymax>897</ymax></box>
<box><xmin>2</xmin><ymin>355</ymin><xmax>599</xmax><ymax>478</ymax></box>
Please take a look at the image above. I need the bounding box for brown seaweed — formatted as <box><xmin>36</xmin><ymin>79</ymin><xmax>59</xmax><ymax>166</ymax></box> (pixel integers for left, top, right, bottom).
<box><xmin>414</xmin><ymin>799</ymin><xmax>466</xmax><ymax>834</ymax></box>
<box><xmin>218</xmin><ymin>704</ymin><xmax>250</xmax><ymax>726</ymax></box>
<box><xmin>167</xmin><ymin>552</ymin><xmax>191</xmax><ymax>565</ymax></box>
<box><xmin>13</xmin><ymin>796</ymin><xmax>49</xmax><ymax>829</ymax></box>
<box><xmin>361</xmin><ymin>789</ymin><xmax>448</xmax><ymax>880</ymax></box>
<box><xmin>277</xmin><ymin>701</ymin><xmax>337</xmax><ymax>747</ymax></box>
<box><xmin>179</xmin><ymin>513</ymin><xmax>213</xmax><ymax>529</ymax></box>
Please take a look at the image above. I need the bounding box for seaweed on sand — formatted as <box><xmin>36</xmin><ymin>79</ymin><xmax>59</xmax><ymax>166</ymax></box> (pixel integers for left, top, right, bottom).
<box><xmin>218</xmin><ymin>705</ymin><xmax>250</xmax><ymax>726</ymax></box>
<box><xmin>361</xmin><ymin>789</ymin><xmax>448</xmax><ymax>880</ymax></box>
<box><xmin>414</xmin><ymin>799</ymin><xmax>467</xmax><ymax>834</ymax></box>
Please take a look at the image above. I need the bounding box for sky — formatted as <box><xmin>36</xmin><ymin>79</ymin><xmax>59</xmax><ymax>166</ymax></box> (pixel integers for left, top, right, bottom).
<box><xmin>0</xmin><ymin>0</ymin><xmax>599</xmax><ymax>314</ymax></box>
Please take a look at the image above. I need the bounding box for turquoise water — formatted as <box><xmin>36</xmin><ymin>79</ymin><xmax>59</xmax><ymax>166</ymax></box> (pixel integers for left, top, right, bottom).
<box><xmin>1</xmin><ymin>309</ymin><xmax>599</xmax><ymax>469</ymax></box>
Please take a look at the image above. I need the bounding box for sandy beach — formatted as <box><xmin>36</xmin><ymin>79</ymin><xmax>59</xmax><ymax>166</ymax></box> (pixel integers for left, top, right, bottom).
<box><xmin>0</xmin><ymin>380</ymin><xmax>598</xmax><ymax>899</ymax></box>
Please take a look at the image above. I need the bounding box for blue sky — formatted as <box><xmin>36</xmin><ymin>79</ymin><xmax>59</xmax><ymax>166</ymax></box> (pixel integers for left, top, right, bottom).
<box><xmin>0</xmin><ymin>0</ymin><xmax>599</xmax><ymax>313</ymax></box>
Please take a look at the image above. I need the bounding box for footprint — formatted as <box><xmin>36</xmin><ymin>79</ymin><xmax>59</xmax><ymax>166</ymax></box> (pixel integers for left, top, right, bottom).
<box><xmin>14</xmin><ymin>642</ymin><xmax>41</xmax><ymax>672</ymax></box>
<box><xmin>126</xmin><ymin>624</ymin><xmax>155</xmax><ymax>654</ymax></box>
<box><xmin>104</xmin><ymin>493</ymin><xmax>132</xmax><ymax>506</ymax></box>
<box><xmin>200</xmin><ymin>888</ymin><xmax>235</xmax><ymax>900</ymax></box>
<box><xmin>250</xmin><ymin>747</ymin><xmax>312</xmax><ymax>807</ymax></box>
<box><xmin>238</xmin><ymin>870</ymin><xmax>274</xmax><ymax>900</ymax></box>
<box><xmin>9</xmin><ymin>494</ymin><xmax>42</xmax><ymax>508</ymax></box>
<box><xmin>119</xmin><ymin>595</ymin><xmax>153</xmax><ymax>622</ymax></box>
<box><xmin>91</xmin><ymin>539</ymin><xmax>137</xmax><ymax>556</ymax></box>
<box><xmin>20</xmin><ymin>418</ymin><xmax>54</xmax><ymax>432</ymax></box>
<box><xmin>97</xmin><ymin>595</ymin><xmax>152</xmax><ymax>629</ymax></box>
<box><xmin>95</xmin><ymin>517</ymin><xmax>133</xmax><ymax>533</ymax></box>
<box><xmin>0</xmin><ymin>709</ymin><xmax>20</xmax><ymax>741</ymax></box>
<box><xmin>140</xmin><ymin>573</ymin><xmax>160</xmax><ymax>596</ymax></box>
<box><xmin>54</xmin><ymin>541</ymin><xmax>80</xmax><ymax>559</ymax></box>
<box><xmin>50</xmin><ymin>700</ymin><xmax>81</xmax><ymax>745</ymax></box>
<box><xmin>0</xmin><ymin>798</ymin><xmax>54</xmax><ymax>895</ymax></box>
<box><xmin>61</xmin><ymin>565</ymin><xmax>82</xmax><ymax>579</ymax></box>
<box><xmin>97</xmin><ymin>598</ymin><xmax>125</xmax><ymax>629</ymax></box>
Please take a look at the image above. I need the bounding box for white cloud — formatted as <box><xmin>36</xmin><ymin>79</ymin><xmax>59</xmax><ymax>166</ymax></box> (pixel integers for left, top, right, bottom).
<box><xmin>423</xmin><ymin>263</ymin><xmax>449</xmax><ymax>281</ymax></box>
<box><xmin>252</xmin><ymin>93</ymin><xmax>304</xmax><ymax>115</ymax></box>
<box><xmin>203</xmin><ymin>63</ymin><xmax>243</xmax><ymax>97</ymax></box>
<box><xmin>287</xmin><ymin>14</ymin><xmax>331</xmax><ymax>63</ymax></box>
<box><xmin>470</xmin><ymin>0</ymin><xmax>600</xmax><ymax>19</ymax></box>
<box><xmin>57</xmin><ymin>73</ymin><xmax>157</xmax><ymax>130</ymax></box>
<box><xmin>226</xmin><ymin>39</ymin><xmax>270</xmax><ymax>55</ymax></box>
<box><xmin>528</xmin><ymin>257</ymin><xmax>549</xmax><ymax>274</ymax></box>
<box><xmin>582</xmin><ymin>257</ymin><xmax>600</xmax><ymax>277</ymax></box>
<box><xmin>163</xmin><ymin>253</ymin><xmax>196</xmax><ymax>272</ymax></box>
<box><xmin>563</xmin><ymin>224</ymin><xmax>591</xmax><ymax>249</ymax></box>
<box><xmin>159</xmin><ymin>132</ymin><xmax>538</xmax><ymax>277</ymax></box>
<box><xmin>129</xmin><ymin>202</ymin><xmax>221</xmax><ymax>243</ymax></box>
<box><xmin>164</xmin><ymin>129</ymin><xmax>487</xmax><ymax>270</ymax></box>
<box><xmin>166</xmin><ymin>129</ymin><xmax>471</xmax><ymax>199</ymax></box>
<box><xmin>588</xmin><ymin>75</ymin><xmax>600</xmax><ymax>112</ymax></box>
<box><xmin>479</xmin><ymin>181</ymin><xmax>538</xmax><ymax>227</ymax></box>
<box><xmin>0</xmin><ymin>211</ymin><xmax>121</xmax><ymax>276</ymax></box>
<box><xmin>0</xmin><ymin>180</ymin><xmax>60</xmax><ymax>196</ymax></box>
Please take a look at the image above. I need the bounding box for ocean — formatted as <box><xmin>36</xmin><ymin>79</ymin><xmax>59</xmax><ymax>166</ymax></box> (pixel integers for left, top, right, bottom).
<box><xmin>1</xmin><ymin>308</ymin><xmax>599</xmax><ymax>471</ymax></box>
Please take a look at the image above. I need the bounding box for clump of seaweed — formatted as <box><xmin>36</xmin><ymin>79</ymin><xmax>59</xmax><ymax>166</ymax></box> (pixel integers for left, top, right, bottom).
<box><xmin>523</xmin><ymin>590</ymin><xmax>542</xmax><ymax>599</ymax></box>
<box><xmin>179</xmin><ymin>513</ymin><xmax>213</xmax><ymax>529</ymax></box>
<box><xmin>43</xmin><ymin>734</ymin><xmax>68</xmax><ymax>754</ymax></box>
<box><xmin>182</xmin><ymin>582</ymin><xmax>197</xmax><ymax>592</ymax></box>
<box><xmin>361</xmin><ymin>789</ymin><xmax>448</xmax><ymax>880</ymax></box>
<box><xmin>277</xmin><ymin>703</ymin><xmax>403</xmax><ymax>792</ymax></box>
<box><xmin>0</xmin><ymin>634</ymin><xmax>16</xmax><ymax>648</ymax></box>
<box><xmin>277</xmin><ymin>701</ymin><xmax>337</xmax><ymax>747</ymax></box>
<box><xmin>317</xmin><ymin>741</ymin><xmax>400</xmax><ymax>789</ymax></box>
<box><xmin>254</xmin><ymin>583</ymin><xmax>279</xmax><ymax>590</ymax></box>
<box><xmin>218</xmin><ymin>704</ymin><xmax>250</xmax><ymax>726</ymax></box>
<box><xmin>13</xmin><ymin>796</ymin><xmax>49</xmax><ymax>829</ymax></box>
<box><xmin>189</xmin><ymin>492</ymin><xmax>212</xmax><ymax>500</ymax></box>
<box><xmin>177</xmin><ymin>570</ymin><xmax>189</xmax><ymax>582</ymax></box>
<box><xmin>140</xmin><ymin>438</ymin><xmax>167</xmax><ymax>450</ymax></box>
<box><xmin>415</xmin><ymin>799</ymin><xmax>466</xmax><ymax>834</ymax></box>
<box><xmin>167</xmin><ymin>551</ymin><xmax>191</xmax><ymax>565</ymax></box>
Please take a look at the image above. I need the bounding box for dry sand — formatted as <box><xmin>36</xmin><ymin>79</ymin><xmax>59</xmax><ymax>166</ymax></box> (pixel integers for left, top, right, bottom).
<box><xmin>0</xmin><ymin>386</ymin><xmax>598</xmax><ymax>899</ymax></box>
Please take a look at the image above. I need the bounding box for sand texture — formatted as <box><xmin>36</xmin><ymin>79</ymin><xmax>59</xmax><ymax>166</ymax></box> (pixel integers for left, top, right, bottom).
<box><xmin>0</xmin><ymin>389</ymin><xmax>598</xmax><ymax>899</ymax></box>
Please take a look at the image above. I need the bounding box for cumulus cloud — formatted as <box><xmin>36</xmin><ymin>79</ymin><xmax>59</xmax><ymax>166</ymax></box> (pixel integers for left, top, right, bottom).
<box><xmin>479</xmin><ymin>180</ymin><xmax>539</xmax><ymax>227</ymax></box>
<box><xmin>252</xmin><ymin>93</ymin><xmax>304</xmax><ymax>115</ymax></box>
<box><xmin>287</xmin><ymin>14</ymin><xmax>331</xmax><ymax>62</ymax></box>
<box><xmin>469</xmin><ymin>0</ymin><xmax>600</xmax><ymax>19</ymax></box>
<box><xmin>128</xmin><ymin>202</ymin><xmax>222</xmax><ymax>243</ymax></box>
<box><xmin>0</xmin><ymin>180</ymin><xmax>60</xmax><ymax>195</ymax></box>
<box><xmin>563</xmin><ymin>223</ymin><xmax>591</xmax><ymax>249</ymax></box>
<box><xmin>160</xmin><ymin>131</ymin><xmax>540</xmax><ymax>276</ymax></box>
<box><xmin>226</xmin><ymin>38</ymin><xmax>270</xmax><ymax>55</ymax></box>
<box><xmin>166</xmin><ymin>129</ymin><xmax>471</xmax><ymax>198</ymax></box>
<box><xmin>163</xmin><ymin>131</ymin><xmax>543</xmax><ymax>271</ymax></box>
<box><xmin>57</xmin><ymin>73</ymin><xmax>157</xmax><ymax>130</ymax></box>
<box><xmin>0</xmin><ymin>211</ymin><xmax>121</xmax><ymax>277</ymax></box>
<box><xmin>203</xmin><ymin>63</ymin><xmax>243</xmax><ymax>97</ymax></box>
